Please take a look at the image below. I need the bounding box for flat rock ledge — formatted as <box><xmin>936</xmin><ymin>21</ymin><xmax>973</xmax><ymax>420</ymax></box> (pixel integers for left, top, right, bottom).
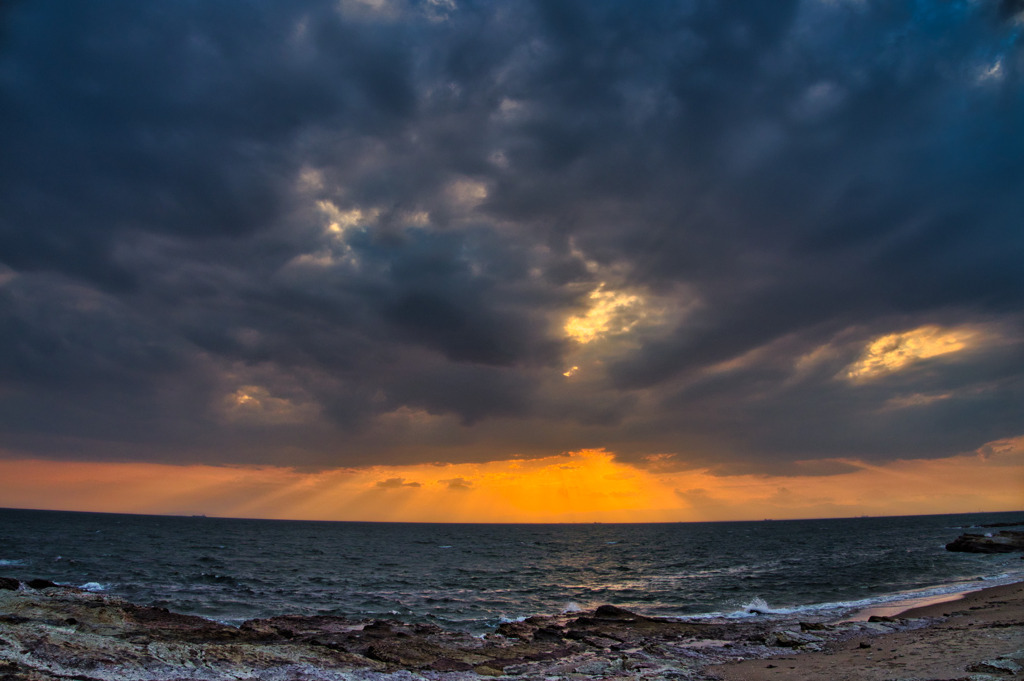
<box><xmin>0</xmin><ymin>579</ymin><xmax>960</xmax><ymax>680</ymax></box>
<box><xmin>945</xmin><ymin>530</ymin><xmax>1024</xmax><ymax>553</ymax></box>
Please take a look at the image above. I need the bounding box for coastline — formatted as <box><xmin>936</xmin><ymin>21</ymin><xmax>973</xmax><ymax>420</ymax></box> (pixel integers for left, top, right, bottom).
<box><xmin>709</xmin><ymin>579</ymin><xmax>1024</xmax><ymax>681</ymax></box>
<box><xmin>1</xmin><ymin>577</ymin><xmax>1021</xmax><ymax>680</ymax></box>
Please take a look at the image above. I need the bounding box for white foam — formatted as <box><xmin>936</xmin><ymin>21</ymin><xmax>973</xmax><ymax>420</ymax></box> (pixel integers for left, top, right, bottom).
<box><xmin>0</xmin><ymin>559</ymin><xmax>26</xmax><ymax>566</ymax></box>
<box><xmin>562</xmin><ymin>601</ymin><xmax>583</xmax><ymax>613</ymax></box>
<box><xmin>673</xmin><ymin>569</ymin><xmax>1024</xmax><ymax>624</ymax></box>
<box><xmin>79</xmin><ymin>582</ymin><xmax>108</xmax><ymax>592</ymax></box>
<box><xmin>741</xmin><ymin>596</ymin><xmax>786</xmax><ymax>615</ymax></box>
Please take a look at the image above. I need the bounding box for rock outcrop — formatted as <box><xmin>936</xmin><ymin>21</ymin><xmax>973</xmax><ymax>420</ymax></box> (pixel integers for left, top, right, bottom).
<box><xmin>946</xmin><ymin>530</ymin><xmax>1024</xmax><ymax>553</ymax></box>
<box><xmin>0</xmin><ymin>578</ymin><xmax>935</xmax><ymax>680</ymax></box>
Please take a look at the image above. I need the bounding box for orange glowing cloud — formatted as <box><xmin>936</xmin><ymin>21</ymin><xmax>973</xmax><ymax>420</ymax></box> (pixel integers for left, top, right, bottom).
<box><xmin>0</xmin><ymin>440</ymin><xmax>1020</xmax><ymax>523</ymax></box>
<box><xmin>843</xmin><ymin>325</ymin><xmax>986</xmax><ymax>382</ymax></box>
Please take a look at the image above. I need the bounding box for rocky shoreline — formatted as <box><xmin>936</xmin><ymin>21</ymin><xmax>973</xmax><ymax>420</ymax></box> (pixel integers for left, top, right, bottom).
<box><xmin>3</xmin><ymin>577</ymin><xmax>1022</xmax><ymax>680</ymax></box>
<box><xmin>945</xmin><ymin>530</ymin><xmax>1024</xmax><ymax>554</ymax></box>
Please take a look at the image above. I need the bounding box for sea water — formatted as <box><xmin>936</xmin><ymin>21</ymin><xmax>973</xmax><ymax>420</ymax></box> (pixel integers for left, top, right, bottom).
<box><xmin>1</xmin><ymin>508</ymin><xmax>1021</xmax><ymax>633</ymax></box>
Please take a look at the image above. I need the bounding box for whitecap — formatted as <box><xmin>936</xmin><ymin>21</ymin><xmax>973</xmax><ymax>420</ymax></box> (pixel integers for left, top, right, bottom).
<box><xmin>741</xmin><ymin>596</ymin><xmax>785</xmax><ymax>615</ymax></box>
<box><xmin>562</xmin><ymin>601</ymin><xmax>583</xmax><ymax>613</ymax></box>
<box><xmin>79</xmin><ymin>582</ymin><xmax>108</xmax><ymax>592</ymax></box>
<box><xmin>0</xmin><ymin>559</ymin><xmax>26</xmax><ymax>566</ymax></box>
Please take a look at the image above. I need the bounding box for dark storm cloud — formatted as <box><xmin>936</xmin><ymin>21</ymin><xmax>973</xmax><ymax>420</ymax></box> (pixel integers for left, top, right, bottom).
<box><xmin>0</xmin><ymin>0</ymin><xmax>1021</xmax><ymax>470</ymax></box>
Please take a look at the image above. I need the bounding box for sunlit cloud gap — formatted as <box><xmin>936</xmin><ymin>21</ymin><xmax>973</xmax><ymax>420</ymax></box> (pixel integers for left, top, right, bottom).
<box><xmin>564</xmin><ymin>284</ymin><xmax>646</xmax><ymax>344</ymax></box>
<box><xmin>844</xmin><ymin>325</ymin><xmax>985</xmax><ymax>382</ymax></box>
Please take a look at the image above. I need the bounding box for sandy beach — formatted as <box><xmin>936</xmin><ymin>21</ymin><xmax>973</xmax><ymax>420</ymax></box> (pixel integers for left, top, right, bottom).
<box><xmin>709</xmin><ymin>580</ymin><xmax>1024</xmax><ymax>681</ymax></box>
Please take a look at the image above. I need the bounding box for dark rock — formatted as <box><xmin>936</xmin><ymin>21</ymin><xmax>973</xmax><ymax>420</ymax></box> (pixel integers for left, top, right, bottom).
<box><xmin>362</xmin><ymin>620</ymin><xmax>394</xmax><ymax>635</ymax></box>
<box><xmin>565</xmin><ymin>608</ymin><xmax>720</xmax><ymax>644</ymax></box>
<box><xmin>594</xmin><ymin>604</ymin><xmax>644</xmax><ymax>620</ymax></box>
<box><xmin>121</xmin><ymin>603</ymin><xmax>248</xmax><ymax>643</ymax></box>
<box><xmin>240</xmin><ymin>614</ymin><xmax>362</xmax><ymax>640</ymax></box>
<box><xmin>946</xmin><ymin>531</ymin><xmax>1024</xmax><ymax>553</ymax></box>
<box><xmin>25</xmin><ymin>579</ymin><xmax>57</xmax><ymax>590</ymax></box>
<box><xmin>429</xmin><ymin>657</ymin><xmax>474</xmax><ymax>672</ymax></box>
<box><xmin>566</xmin><ymin>628</ymin><xmax>624</xmax><ymax>644</ymax></box>
<box><xmin>532</xmin><ymin>625</ymin><xmax>570</xmax><ymax>642</ymax></box>
<box><xmin>0</xmin><ymin>577</ymin><xmax>19</xmax><ymax>590</ymax></box>
<box><xmin>496</xmin><ymin>620</ymin><xmax>537</xmax><ymax>640</ymax></box>
<box><xmin>365</xmin><ymin>639</ymin><xmax>441</xmax><ymax>666</ymax></box>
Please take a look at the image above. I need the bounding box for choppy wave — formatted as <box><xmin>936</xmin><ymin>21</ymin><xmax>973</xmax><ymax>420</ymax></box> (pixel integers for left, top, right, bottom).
<box><xmin>0</xmin><ymin>508</ymin><xmax>1021</xmax><ymax>633</ymax></box>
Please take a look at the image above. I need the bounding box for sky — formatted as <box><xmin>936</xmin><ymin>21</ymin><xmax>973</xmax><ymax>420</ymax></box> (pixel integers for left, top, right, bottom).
<box><xmin>0</xmin><ymin>0</ymin><xmax>1021</xmax><ymax>522</ymax></box>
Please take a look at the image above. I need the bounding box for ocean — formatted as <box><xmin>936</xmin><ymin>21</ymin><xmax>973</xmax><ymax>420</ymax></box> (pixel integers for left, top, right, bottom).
<box><xmin>1</xmin><ymin>508</ymin><xmax>1021</xmax><ymax>633</ymax></box>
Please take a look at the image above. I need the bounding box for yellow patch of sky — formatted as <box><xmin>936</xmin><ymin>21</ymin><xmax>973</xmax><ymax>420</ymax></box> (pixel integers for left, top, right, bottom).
<box><xmin>844</xmin><ymin>325</ymin><xmax>983</xmax><ymax>382</ymax></box>
<box><xmin>317</xmin><ymin>200</ymin><xmax>378</xmax><ymax>238</ymax></box>
<box><xmin>286</xmin><ymin>198</ymin><xmax>433</xmax><ymax>271</ymax></box>
<box><xmin>558</xmin><ymin>277</ymin><xmax>695</xmax><ymax>378</ymax></box>
<box><xmin>221</xmin><ymin>385</ymin><xmax>320</xmax><ymax>425</ymax></box>
<box><xmin>277</xmin><ymin>194</ymin><xmax>369</xmax><ymax>270</ymax></box>
<box><xmin>564</xmin><ymin>284</ymin><xmax>645</xmax><ymax>344</ymax></box>
<box><xmin>2</xmin><ymin>437</ymin><xmax>1020</xmax><ymax>522</ymax></box>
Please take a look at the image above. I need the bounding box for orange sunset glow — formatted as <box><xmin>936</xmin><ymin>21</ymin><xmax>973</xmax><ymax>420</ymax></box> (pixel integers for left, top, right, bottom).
<box><xmin>2</xmin><ymin>438</ymin><xmax>1020</xmax><ymax>523</ymax></box>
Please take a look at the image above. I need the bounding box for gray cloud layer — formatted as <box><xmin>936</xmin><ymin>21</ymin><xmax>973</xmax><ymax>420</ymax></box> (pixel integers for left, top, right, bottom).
<box><xmin>1</xmin><ymin>0</ymin><xmax>1021</xmax><ymax>472</ymax></box>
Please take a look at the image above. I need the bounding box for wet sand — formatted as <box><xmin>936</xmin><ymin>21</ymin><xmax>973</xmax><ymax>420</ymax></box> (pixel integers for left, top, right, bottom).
<box><xmin>708</xmin><ymin>580</ymin><xmax>1024</xmax><ymax>681</ymax></box>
